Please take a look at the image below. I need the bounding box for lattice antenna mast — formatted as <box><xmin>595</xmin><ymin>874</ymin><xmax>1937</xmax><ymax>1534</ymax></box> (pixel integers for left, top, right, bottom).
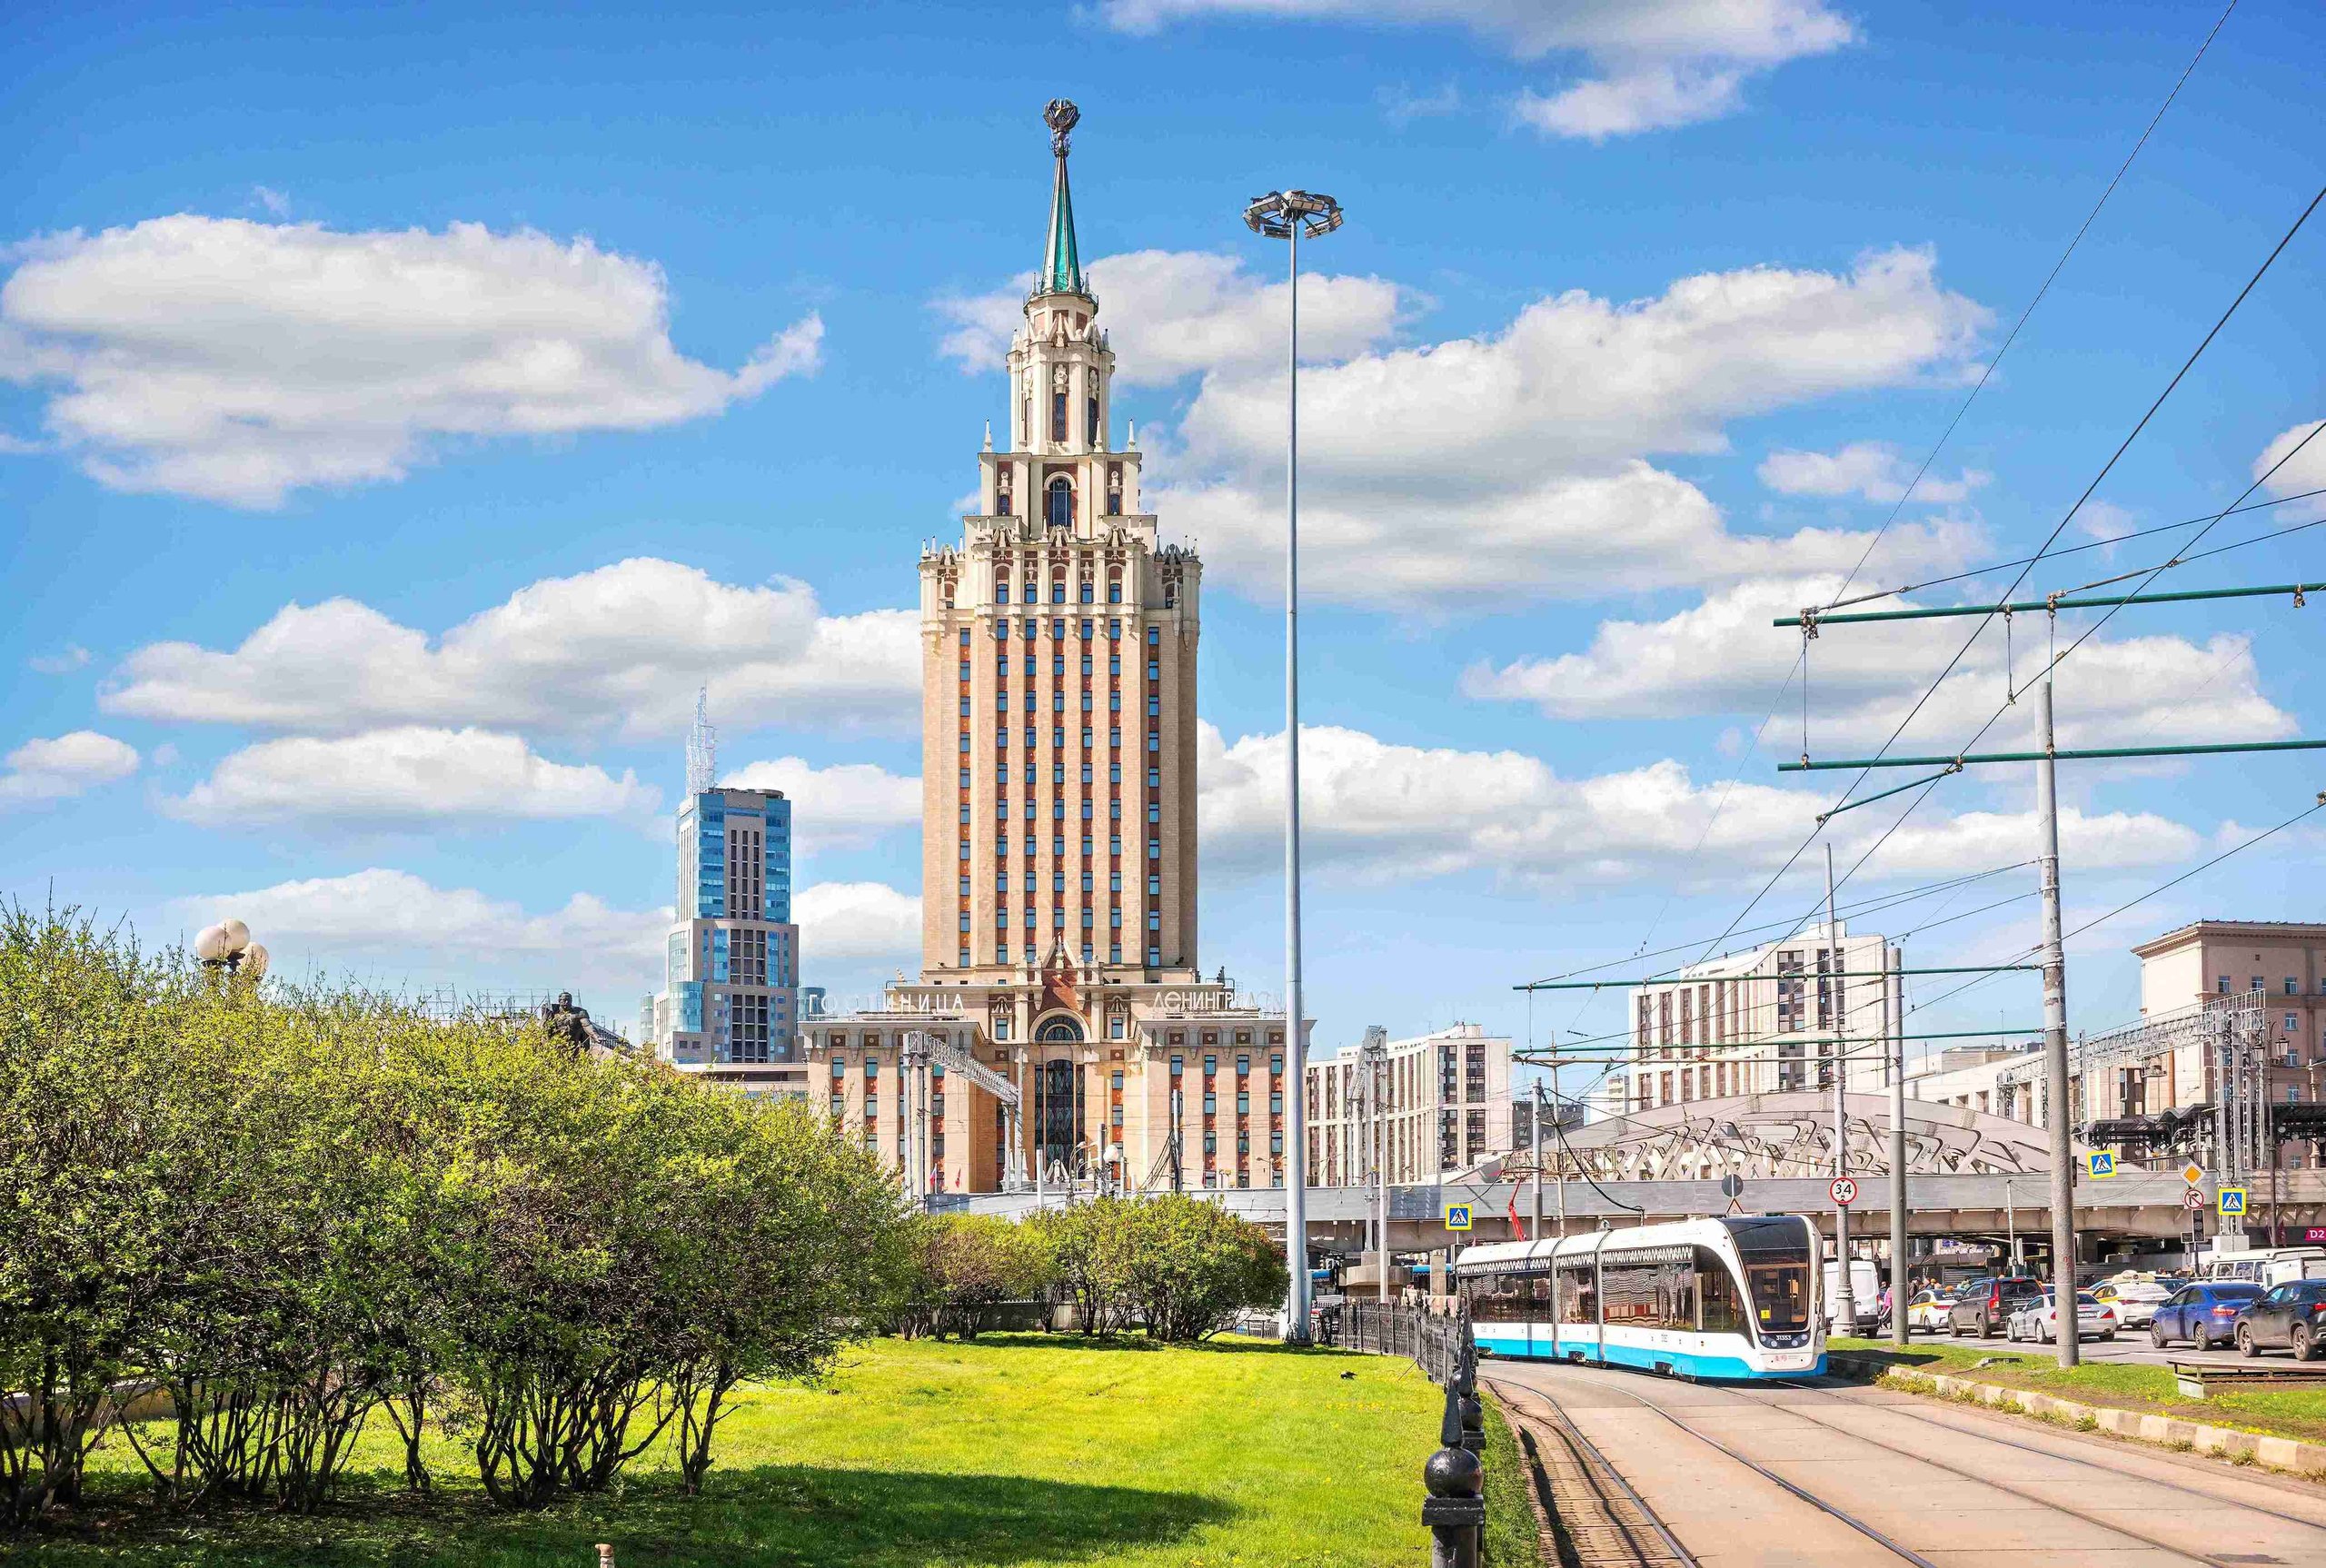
<box><xmin>685</xmin><ymin>685</ymin><xmax>718</xmax><ymax>795</ymax></box>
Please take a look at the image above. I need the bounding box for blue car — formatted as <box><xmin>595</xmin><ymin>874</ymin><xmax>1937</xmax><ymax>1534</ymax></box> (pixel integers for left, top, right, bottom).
<box><xmin>2149</xmin><ymin>1281</ymin><xmax>2264</xmax><ymax>1350</ymax></box>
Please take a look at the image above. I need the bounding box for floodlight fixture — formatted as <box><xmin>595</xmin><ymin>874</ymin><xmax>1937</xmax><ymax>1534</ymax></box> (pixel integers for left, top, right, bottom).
<box><xmin>1244</xmin><ymin>189</ymin><xmax>1344</xmax><ymax>240</ymax></box>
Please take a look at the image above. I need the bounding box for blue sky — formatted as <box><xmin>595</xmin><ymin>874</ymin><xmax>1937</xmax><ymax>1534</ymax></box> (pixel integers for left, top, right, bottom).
<box><xmin>2</xmin><ymin>0</ymin><xmax>2318</xmax><ymax>1090</ymax></box>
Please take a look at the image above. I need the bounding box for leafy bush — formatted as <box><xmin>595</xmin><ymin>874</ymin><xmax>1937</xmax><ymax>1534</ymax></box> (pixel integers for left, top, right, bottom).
<box><xmin>1109</xmin><ymin>1195</ymin><xmax>1287</xmax><ymax>1343</ymax></box>
<box><xmin>897</xmin><ymin>1214</ymin><xmax>1054</xmax><ymax>1339</ymax></box>
<box><xmin>0</xmin><ymin>901</ymin><xmax>910</xmax><ymax>1521</ymax></box>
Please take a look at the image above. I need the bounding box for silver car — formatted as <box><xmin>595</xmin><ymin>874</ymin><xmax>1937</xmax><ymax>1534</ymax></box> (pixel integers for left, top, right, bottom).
<box><xmin>2006</xmin><ymin>1291</ymin><xmax>2116</xmax><ymax>1344</ymax></box>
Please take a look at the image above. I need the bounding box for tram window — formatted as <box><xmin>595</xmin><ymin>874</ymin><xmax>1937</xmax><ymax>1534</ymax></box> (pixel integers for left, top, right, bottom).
<box><xmin>1696</xmin><ymin>1247</ymin><xmax>1745</xmax><ymax>1335</ymax></box>
<box><xmin>1471</xmin><ymin>1271</ymin><xmax>1530</xmax><ymax>1324</ymax></box>
<box><xmin>1656</xmin><ymin>1263</ymin><xmax>1695</xmax><ymax>1330</ymax></box>
<box><xmin>1531</xmin><ymin>1276</ymin><xmax>1556</xmax><ymax>1306</ymax></box>
<box><xmin>1557</xmin><ymin>1265</ymin><xmax>1596</xmax><ymax>1324</ymax></box>
<box><xmin>1747</xmin><ymin>1262</ymin><xmax>1811</xmax><ymax>1334</ymax></box>
<box><xmin>1602</xmin><ymin>1262</ymin><xmax>1658</xmax><ymax>1325</ymax></box>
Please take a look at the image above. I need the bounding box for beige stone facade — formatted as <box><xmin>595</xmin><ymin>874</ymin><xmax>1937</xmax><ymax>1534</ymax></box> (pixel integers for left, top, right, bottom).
<box><xmin>2118</xmin><ymin>920</ymin><xmax>2326</xmax><ymax>1128</ymax></box>
<box><xmin>805</xmin><ymin>105</ymin><xmax>1294</xmax><ymax>1195</ymax></box>
<box><xmin>1305</xmin><ymin>1023</ymin><xmax>1513</xmax><ymax>1186</ymax></box>
<box><xmin>1624</xmin><ymin>920</ymin><xmax>1901</xmax><ymax>1115</ymax></box>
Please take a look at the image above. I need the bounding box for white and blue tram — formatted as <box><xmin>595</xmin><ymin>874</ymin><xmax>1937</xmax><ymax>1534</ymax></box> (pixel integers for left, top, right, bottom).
<box><xmin>1453</xmin><ymin>1216</ymin><xmax>1824</xmax><ymax>1380</ymax></box>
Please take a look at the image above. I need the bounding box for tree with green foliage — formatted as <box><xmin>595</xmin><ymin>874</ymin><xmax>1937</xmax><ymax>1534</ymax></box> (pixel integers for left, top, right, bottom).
<box><xmin>1027</xmin><ymin>1197</ymin><xmax>1129</xmax><ymax>1336</ymax></box>
<box><xmin>1108</xmin><ymin>1195</ymin><xmax>1287</xmax><ymax>1343</ymax></box>
<box><xmin>899</xmin><ymin>1214</ymin><xmax>1053</xmax><ymax>1340</ymax></box>
<box><xmin>0</xmin><ymin>903</ymin><xmax>185</xmax><ymax>1523</ymax></box>
<box><xmin>0</xmin><ymin>898</ymin><xmax>917</xmax><ymax>1523</ymax></box>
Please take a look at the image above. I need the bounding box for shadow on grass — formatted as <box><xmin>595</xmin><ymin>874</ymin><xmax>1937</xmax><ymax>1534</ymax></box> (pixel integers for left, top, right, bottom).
<box><xmin>20</xmin><ymin>1466</ymin><xmax>1232</xmax><ymax>1568</ymax></box>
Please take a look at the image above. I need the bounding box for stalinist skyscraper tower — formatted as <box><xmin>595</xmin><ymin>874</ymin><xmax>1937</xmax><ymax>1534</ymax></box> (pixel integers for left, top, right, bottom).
<box><xmin>809</xmin><ymin>101</ymin><xmax>1295</xmax><ymax>1198</ymax></box>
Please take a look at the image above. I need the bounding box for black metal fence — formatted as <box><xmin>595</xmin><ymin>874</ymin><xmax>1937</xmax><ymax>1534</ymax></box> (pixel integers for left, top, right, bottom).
<box><xmin>1337</xmin><ymin>1302</ymin><xmax>1471</xmax><ymax>1386</ymax></box>
<box><xmin>1330</xmin><ymin>1304</ymin><xmax>1487</xmax><ymax>1566</ymax></box>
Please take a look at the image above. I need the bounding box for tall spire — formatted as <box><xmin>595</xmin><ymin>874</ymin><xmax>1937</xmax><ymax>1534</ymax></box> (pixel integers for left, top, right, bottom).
<box><xmin>1039</xmin><ymin>98</ymin><xmax>1086</xmax><ymax>297</ymax></box>
<box><xmin>685</xmin><ymin>684</ymin><xmax>717</xmax><ymax>796</ymax></box>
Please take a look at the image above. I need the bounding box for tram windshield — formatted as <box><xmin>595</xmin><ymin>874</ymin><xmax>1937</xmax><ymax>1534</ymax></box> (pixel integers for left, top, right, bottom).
<box><xmin>1724</xmin><ymin>1216</ymin><xmax>1815</xmax><ymax>1337</ymax></box>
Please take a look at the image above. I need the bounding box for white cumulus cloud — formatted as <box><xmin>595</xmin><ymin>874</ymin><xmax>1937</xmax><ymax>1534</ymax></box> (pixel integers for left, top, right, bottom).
<box><xmin>1758</xmin><ymin>441</ymin><xmax>1988</xmax><ymax>504</ymax></box>
<box><xmin>1147</xmin><ymin>246</ymin><xmax>1988</xmax><ymax>607</ymax></box>
<box><xmin>795</xmin><ymin>880</ymin><xmax>922</xmax><ymax>965</ymax></box>
<box><xmin>1098</xmin><ymin>0</ymin><xmax>1854</xmax><ymax>140</ymax></box>
<box><xmin>0</xmin><ymin>215</ymin><xmax>821</xmax><ymax>506</ymax></box>
<box><xmin>172</xmin><ymin>866</ymin><xmax>920</xmax><ymax>993</ymax></box>
<box><xmin>1463</xmin><ymin>575</ymin><xmax>2295</xmax><ymax>753</ymax></box>
<box><xmin>721</xmin><ymin>757</ymin><xmax>920</xmax><ymax>849</ymax></box>
<box><xmin>1196</xmin><ymin>719</ymin><xmax>2196</xmax><ymax>890</ymax></box>
<box><xmin>0</xmin><ymin>730</ymin><xmax>140</xmax><ymax>806</ymax></box>
<box><xmin>937</xmin><ymin>249</ymin><xmax>1405</xmax><ymax>388</ymax></box>
<box><xmin>164</xmin><ymin>727</ymin><xmax>659</xmax><ymax>827</ymax></box>
<box><xmin>2255</xmin><ymin>418</ymin><xmax>2326</xmax><ymax>499</ymax></box>
<box><xmin>100</xmin><ymin>558</ymin><xmax>916</xmax><ymax>740</ymax></box>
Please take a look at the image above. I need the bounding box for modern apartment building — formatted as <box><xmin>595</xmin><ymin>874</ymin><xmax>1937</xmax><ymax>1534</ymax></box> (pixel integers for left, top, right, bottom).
<box><xmin>806</xmin><ymin>103</ymin><xmax>1294</xmax><ymax>1194</ymax></box>
<box><xmin>1305</xmin><ymin>1024</ymin><xmax>1513</xmax><ymax>1186</ymax></box>
<box><xmin>1625</xmin><ymin>920</ymin><xmax>1902</xmax><ymax>1113</ymax></box>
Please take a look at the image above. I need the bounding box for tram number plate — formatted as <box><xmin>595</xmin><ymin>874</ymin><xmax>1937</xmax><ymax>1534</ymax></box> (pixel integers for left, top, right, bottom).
<box><xmin>1829</xmin><ymin>1176</ymin><xmax>1858</xmax><ymax>1206</ymax></box>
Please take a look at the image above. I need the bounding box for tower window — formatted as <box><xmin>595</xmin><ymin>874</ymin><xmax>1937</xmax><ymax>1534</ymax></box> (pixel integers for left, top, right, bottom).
<box><xmin>1048</xmin><ymin>477</ymin><xmax>1072</xmax><ymax>530</ymax></box>
<box><xmin>1088</xmin><ymin>396</ymin><xmax>1099</xmax><ymax>447</ymax></box>
<box><xmin>1051</xmin><ymin>392</ymin><xmax>1068</xmax><ymax>443</ymax></box>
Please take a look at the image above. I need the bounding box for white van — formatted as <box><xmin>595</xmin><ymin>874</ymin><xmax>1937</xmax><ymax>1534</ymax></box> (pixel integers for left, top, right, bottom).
<box><xmin>1823</xmin><ymin>1258</ymin><xmax>1884</xmax><ymax>1333</ymax></box>
<box><xmin>2197</xmin><ymin>1245</ymin><xmax>2326</xmax><ymax>1287</ymax></box>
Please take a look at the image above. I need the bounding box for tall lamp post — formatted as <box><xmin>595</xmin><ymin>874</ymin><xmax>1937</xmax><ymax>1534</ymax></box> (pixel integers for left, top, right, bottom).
<box><xmin>1245</xmin><ymin>186</ymin><xmax>1344</xmax><ymax>1346</ymax></box>
<box><xmin>194</xmin><ymin>918</ymin><xmax>268</xmax><ymax>981</ymax></box>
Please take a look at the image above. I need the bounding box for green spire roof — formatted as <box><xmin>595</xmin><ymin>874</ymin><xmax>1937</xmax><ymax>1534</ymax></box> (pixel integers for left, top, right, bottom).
<box><xmin>1038</xmin><ymin>98</ymin><xmax>1087</xmax><ymax>297</ymax></box>
<box><xmin>1040</xmin><ymin>146</ymin><xmax>1084</xmax><ymax>295</ymax></box>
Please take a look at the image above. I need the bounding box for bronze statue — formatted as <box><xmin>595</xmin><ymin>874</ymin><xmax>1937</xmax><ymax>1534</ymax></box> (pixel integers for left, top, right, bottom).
<box><xmin>540</xmin><ymin>991</ymin><xmax>595</xmax><ymax>1057</ymax></box>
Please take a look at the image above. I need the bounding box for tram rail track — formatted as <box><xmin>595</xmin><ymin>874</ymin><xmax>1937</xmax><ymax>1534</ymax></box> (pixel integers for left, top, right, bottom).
<box><xmin>1498</xmin><ymin>1370</ymin><xmax>1946</xmax><ymax>1568</ymax></box>
<box><xmin>1770</xmin><ymin>1374</ymin><xmax>2326</xmax><ymax>1537</ymax></box>
<box><xmin>1492</xmin><ymin>1380</ymin><xmax>1698</xmax><ymax>1567</ymax></box>
<box><xmin>1504</xmin><ymin>1360</ymin><xmax>2300</xmax><ymax>1568</ymax></box>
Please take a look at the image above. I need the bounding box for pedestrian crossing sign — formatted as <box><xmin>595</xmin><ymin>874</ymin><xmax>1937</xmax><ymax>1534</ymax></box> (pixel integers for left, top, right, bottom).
<box><xmin>2085</xmin><ymin>1151</ymin><xmax>2116</xmax><ymax>1179</ymax></box>
<box><xmin>1444</xmin><ymin>1202</ymin><xmax>1474</xmax><ymax>1232</ymax></box>
<box><xmin>2218</xmin><ymin>1186</ymin><xmax>2249</xmax><ymax>1217</ymax></box>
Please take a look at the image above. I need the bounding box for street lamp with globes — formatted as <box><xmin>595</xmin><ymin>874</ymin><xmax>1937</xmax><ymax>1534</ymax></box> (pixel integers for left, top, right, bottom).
<box><xmin>194</xmin><ymin>918</ymin><xmax>269</xmax><ymax>980</ymax></box>
<box><xmin>1242</xmin><ymin>186</ymin><xmax>1343</xmax><ymax>1347</ymax></box>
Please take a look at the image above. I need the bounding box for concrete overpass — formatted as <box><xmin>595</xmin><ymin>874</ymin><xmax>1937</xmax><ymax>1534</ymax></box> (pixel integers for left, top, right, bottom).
<box><xmin>960</xmin><ymin>1170</ymin><xmax>2326</xmax><ymax>1255</ymax></box>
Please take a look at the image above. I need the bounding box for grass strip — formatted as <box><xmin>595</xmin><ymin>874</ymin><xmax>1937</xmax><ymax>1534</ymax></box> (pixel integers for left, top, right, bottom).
<box><xmin>1834</xmin><ymin>1336</ymin><xmax>2326</xmax><ymax>1447</ymax></box>
<box><xmin>18</xmin><ymin>1335</ymin><xmax>1459</xmax><ymax>1568</ymax></box>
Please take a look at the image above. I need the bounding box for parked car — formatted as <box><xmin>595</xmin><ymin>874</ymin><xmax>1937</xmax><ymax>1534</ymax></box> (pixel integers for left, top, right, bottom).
<box><xmin>1905</xmin><ymin>1287</ymin><xmax>1957</xmax><ymax>1335</ymax></box>
<box><xmin>2006</xmin><ymin>1291</ymin><xmax>2115</xmax><ymax>1344</ymax></box>
<box><xmin>2233</xmin><ymin>1280</ymin><xmax>2326</xmax><ymax>1359</ymax></box>
<box><xmin>2149</xmin><ymin>1281</ymin><xmax>2266</xmax><ymax>1350</ymax></box>
<box><xmin>2092</xmin><ymin>1280</ymin><xmax>2172</xmax><ymax>1328</ymax></box>
<box><xmin>1949</xmin><ymin>1275</ymin><xmax>2046</xmax><ymax>1337</ymax></box>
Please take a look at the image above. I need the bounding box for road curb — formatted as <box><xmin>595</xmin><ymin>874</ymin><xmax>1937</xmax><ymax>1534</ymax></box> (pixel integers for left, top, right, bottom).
<box><xmin>1828</xmin><ymin>1352</ymin><xmax>2326</xmax><ymax>1477</ymax></box>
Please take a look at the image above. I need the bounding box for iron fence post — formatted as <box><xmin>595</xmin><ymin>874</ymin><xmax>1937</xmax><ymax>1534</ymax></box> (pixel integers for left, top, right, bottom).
<box><xmin>1422</xmin><ymin>1377</ymin><xmax>1485</xmax><ymax>1568</ymax></box>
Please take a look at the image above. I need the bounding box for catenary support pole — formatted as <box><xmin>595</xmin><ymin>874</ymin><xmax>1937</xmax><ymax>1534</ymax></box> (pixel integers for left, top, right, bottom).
<box><xmin>1281</xmin><ymin>214</ymin><xmax>1311</xmax><ymax>1345</ymax></box>
<box><xmin>2039</xmin><ymin>678</ymin><xmax>2081</xmax><ymax>1369</ymax></box>
<box><xmin>1889</xmin><ymin>943</ymin><xmax>1909</xmax><ymax>1348</ymax></box>
<box><xmin>1530</xmin><ymin>1080</ymin><xmax>1545</xmax><ymax>1236</ymax></box>
<box><xmin>1827</xmin><ymin>847</ymin><xmax>1854</xmax><ymax>1337</ymax></box>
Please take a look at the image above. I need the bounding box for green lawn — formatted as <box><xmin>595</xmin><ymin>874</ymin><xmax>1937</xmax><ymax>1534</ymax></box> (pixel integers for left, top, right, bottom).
<box><xmin>21</xmin><ymin>1335</ymin><xmax>1540</xmax><ymax>1568</ymax></box>
<box><xmin>1834</xmin><ymin>1336</ymin><xmax>2326</xmax><ymax>1444</ymax></box>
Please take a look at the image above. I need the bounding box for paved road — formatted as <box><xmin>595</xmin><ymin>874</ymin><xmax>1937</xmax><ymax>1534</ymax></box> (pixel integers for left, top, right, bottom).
<box><xmin>1489</xmin><ymin>1357</ymin><xmax>2326</xmax><ymax>1566</ymax></box>
<box><xmin>1888</xmin><ymin>1325</ymin><xmax>2264</xmax><ymax>1370</ymax></box>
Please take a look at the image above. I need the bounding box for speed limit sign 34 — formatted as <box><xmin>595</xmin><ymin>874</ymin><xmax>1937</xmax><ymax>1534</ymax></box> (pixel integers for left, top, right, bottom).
<box><xmin>1829</xmin><ymin>1176</ymin><xmax>1858</xmax><ymax>1207</ymax></box>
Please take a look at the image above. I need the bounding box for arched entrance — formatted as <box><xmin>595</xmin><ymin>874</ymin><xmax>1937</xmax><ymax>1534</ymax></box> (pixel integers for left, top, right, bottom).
<box><xmin>1033</xmin><ymin>1015</ymin><xmax>1086</xmax><ymax>1177</ymax></box>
